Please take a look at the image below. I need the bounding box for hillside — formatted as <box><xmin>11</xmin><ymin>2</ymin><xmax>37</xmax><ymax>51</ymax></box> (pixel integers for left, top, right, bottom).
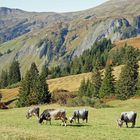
<box><xmin>1</xmin><ymin>0</ymin><xmax>140</xmax><ymax>74</ymax></box>
<box><xmin>0</xmin><ymin>64</ymin><xmax>123</xmax><ymax>103</ymax></box>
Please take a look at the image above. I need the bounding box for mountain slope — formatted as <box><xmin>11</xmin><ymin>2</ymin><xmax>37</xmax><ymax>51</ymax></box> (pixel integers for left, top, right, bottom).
<box><xmin>1</xmin><ymin>0</ymin><xmax>140</xmax><ymax>74</ymax></box>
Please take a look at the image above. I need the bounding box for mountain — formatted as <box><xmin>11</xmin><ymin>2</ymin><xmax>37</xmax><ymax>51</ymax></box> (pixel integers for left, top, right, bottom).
<box><xmin>0</xmin><ymin>0</ymin><xmax>140</xmax><ymax>75</ymax></box>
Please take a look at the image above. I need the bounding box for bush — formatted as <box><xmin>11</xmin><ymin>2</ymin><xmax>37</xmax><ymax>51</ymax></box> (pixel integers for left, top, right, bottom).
<box><xmin>51</xmin><ymin>89</ymin><xmax>77</xmax><ymax>105</ymax></box>
<box><xmin>67</xmin><ymin>96</ymin><xmax>108</xmax><ymax>108</ymax></box>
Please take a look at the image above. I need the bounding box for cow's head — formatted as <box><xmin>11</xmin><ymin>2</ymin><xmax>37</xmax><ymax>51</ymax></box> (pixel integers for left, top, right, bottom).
<box><xmin>69</xmin><ymin>117</ymin><xmax>74</xmax><ymax>124</ymax></box>
<box><xmin>117</xmin><ymin>119</ymin><xmax>123</xmax><ymax>128</ymax></box>
<box><xmin>26</xmin><ymin>112</ymin><xmax>32</xmax><ymax>119</ymax></box>
<box><xmin>38</xmin><ymin>114</ymin><xmax>44</xmax><ymax>124</ymax></box>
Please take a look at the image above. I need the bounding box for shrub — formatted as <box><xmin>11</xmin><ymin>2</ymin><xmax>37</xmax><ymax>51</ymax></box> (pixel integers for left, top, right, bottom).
<box><xmin>51</xmin><ymin>89</ymin><xmax>77</xmax><ymax>105</ymax></box>
<box><xmin>67</xmin><ymin>96</ymin><xmax>108</xmax><ymax>108</ymax></box>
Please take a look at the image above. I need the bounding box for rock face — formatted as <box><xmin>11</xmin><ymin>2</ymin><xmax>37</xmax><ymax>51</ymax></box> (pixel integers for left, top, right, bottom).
<box><xmin>1</xmin><ymin>0</ymin><xmax>140</xmax><ymax>74</ymax></box>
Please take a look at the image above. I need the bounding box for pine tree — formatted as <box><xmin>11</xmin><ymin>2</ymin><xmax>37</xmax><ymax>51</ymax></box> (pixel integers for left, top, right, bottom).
<box><xmin>27</xmin><ymin>62</ymin><xmax>39</xmax><ymax>105</ymax></box>
<box><xmin>36</xmin><ymin>73</ymin><xmax>51</xmax><ymax>104</ymax></box>
<box><xmin>116</xmin><ymin>46</ymin><xmax>139</xmax><ymax>99</ymax></box>
<box><xmin>17</xmin><ymin>62</ymin><xmax>51</xmax><ymax>107</ymax></box>
<box><xmin>8</xmin><ymin>60</ymin><xmax>21</xmax><ymax>85</ymax></box>
<box><xmin>0</xmin><ymin>70</ymin><xmax>8</xmax><ymax>88</ymax></box>
<box><xmin>17</xmin><ymin>70</ymin><xmax>31</xmax><ymax>107</ymax></box>
<box><xmin>78</xmin><ymin>78</ymin><xmax>87</xmax><ymax>97</ymax></box>
<box><xmin>99</xmin><ymin>64</ymin><xmax>115</xmax><ymax>98</ymax></box>
<box><xmin>41</xmin><ymin>65</ymin><xmax>49</xmax><ymax>78</ymax></box>
<box><xmin>91</xmin><ymin>66</ymin><xmax>102</xmax><ymax>98</ymax></box>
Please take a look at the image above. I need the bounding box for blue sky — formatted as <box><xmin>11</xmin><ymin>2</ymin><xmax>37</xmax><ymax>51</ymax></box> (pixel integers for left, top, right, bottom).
<box><xmin>0</xmin><ymin>0</ymin><xmax>108</xmax><ymax>13</ymax></box>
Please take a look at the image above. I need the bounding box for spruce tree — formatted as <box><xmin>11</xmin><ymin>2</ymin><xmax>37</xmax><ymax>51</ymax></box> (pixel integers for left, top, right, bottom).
<box><xmin>99</xmin><ymin>64</ymin><xmax>115</xmax><ymax>98</ymax></box>
<box><xmin>8</xmin><ymin>60</ymin><xmax>21</xmax><ymax>85</ymax></box>
<box><xmin>0</xmin><ymin>70</ymin><xmax>8</xmax><ymax>88</ymax></box>
<box><xmin>116</xmin><ymin>46</ymin><xmax>139</xmax><ymax>99</ymax></box>
<box><xmin>36</xmin><ymin>72</ymin><xmax>51</xmax><ymax>104</ymax></box>
<box><xmin>78</xmin><ymin>78</ymin><xmax>87</xmax><ymax>97</ymax></box>
<box><xmin>41</xmin><ymin>65</ymin><xmax>49</xmax><ymax>78</ymax></box>
<box><xmin>17</xmin><ymin>62</ymin><xmax>51</xmax><ymax>107</ymax></box>
<box><xmin>27</xmin><ymin>62</ymin><xmax>39</xmax><ymax>105</ymax></box>
<box><xmin>91</xmin><ymin>66</ymin><xmax>102</xmax><ymax>98</ymax></box>
<box><xmin>17</xmin><ymin>70</ymin><xmax>31</xmax><ymax>107</ymax></box>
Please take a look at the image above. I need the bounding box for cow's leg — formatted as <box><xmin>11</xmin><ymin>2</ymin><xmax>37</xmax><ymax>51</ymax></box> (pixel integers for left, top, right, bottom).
<box><xmin>132</xmin><ymin>121</ymin><xmax>135</xmax><ymax>128</ymax></box>
<box><xmin>132</xmin><ymin>114</ymin><xmax>137</xmax><ymax>128</ymax></box>
<box><xmin>125</xmin><ymin>122</ymin><xmax>128</xmax><ymax>128</ymax></box>
<box><xmin>77</xmin><ymin>117</ymin><xmax>80</xmax><ymax>124</ymax></box>
<box><xmin>49</xmin><ymin>120</ymin><xmax>51</xmax><ymax>125</ymax></box>
<box><xmin>86</xmin><ymin>117</ymin><xmax>88</xmax><ymax>123</ymax></box>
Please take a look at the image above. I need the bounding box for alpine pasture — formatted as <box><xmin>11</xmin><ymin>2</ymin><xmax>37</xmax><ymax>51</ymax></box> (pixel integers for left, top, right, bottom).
<box><xmin>1</xmin><ymin>99</ymin><xmax>140</xmax><ymax>140</ymax></box>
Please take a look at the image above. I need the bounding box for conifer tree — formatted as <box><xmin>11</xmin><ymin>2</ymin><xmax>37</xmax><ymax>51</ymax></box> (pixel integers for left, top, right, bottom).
<box><xmin>99</xmin><ymin>64</ymin><xmax>115</xmax><ymax>98</ymax></box>
<box><xmin>8</xmin><ymin>60</ymin><xmax>21</xmax><ymax>85</ymax></box>
<box><xmin>17</xmin><ymin>62</ymin><xmax>51</xmax><ymax>107</ymax></box>
<box><xmin>17</xmin><ymin>70</ymin><xmax>31</xmax><ymax>107</ymax></box>
<box><xmin>116</xmin><ymin>46</ymin><xmax>139</xmax><ymax>99</ymax></box>
<box><xmin>36</xmin><ymin>72</ymin><xmax>51</xmax><ymax>104</ymax></box>
<box><xmin>78</xmin><ymin>78</ymin><xmax>87</xmax><ymax>97</ymax></box>
<box><xmin>91</xmin><ymin>66</ymin><xmax>102</xmax><ymax>98</ymax></box>
<box><xmin>0</xmin><ymin>70</ymin><xmax>8</xmax><ymax>88</ymax></box>
<box><xmin>41</xmin><ymin>65</ymin><xmax>49</xmax><ymax>78</ymax></box>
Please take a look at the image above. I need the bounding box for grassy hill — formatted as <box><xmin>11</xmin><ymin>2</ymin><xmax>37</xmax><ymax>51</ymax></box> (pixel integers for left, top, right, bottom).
<box><xmin>1</xmin><ymin>99</ymin><xmax>140</xmax><ymax>140</ymax></box>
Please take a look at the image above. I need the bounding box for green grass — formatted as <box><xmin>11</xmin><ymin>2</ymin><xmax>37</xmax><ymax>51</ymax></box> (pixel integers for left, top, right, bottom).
<box><xmin>1</xmin><ymin>99</ymin><xmax>140</xmax><ymax>140</ymax></box>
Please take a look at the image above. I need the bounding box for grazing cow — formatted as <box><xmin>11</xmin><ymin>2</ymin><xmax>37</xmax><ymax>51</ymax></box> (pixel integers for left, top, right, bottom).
<box><xmin>26</xmin><ymin>107</ymin><xmax>40</xmax><ymax>119</ymax></box>
<box><xmin>69</xmin><ymin>109</ymin><xmax>88</xmax><ymax>124</ymax></box>
<box><xmin>117</xmin><ymin>111</ymin><xmax>137</xmax><ymax>128</ymax></box>
<box><xmin>39</xmin><ymin>109</ymin><xmax>67</xmax><ymax>126</ymax></box>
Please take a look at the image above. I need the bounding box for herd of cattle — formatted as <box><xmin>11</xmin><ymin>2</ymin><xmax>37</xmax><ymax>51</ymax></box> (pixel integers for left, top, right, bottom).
<box><xmin>26</xmin><ymin>107</ymin><xmax>137</xmax><ymax>128</ymax></box>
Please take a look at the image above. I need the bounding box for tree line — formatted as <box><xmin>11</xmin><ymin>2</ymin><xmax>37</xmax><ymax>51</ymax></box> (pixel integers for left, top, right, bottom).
<box><xmin>0</xmin><ymin>60</ymin><xmax>21</xmax><ymax>88</ymax></box>
<box><xmin>78</xmin><ymin>45</ymin><xmax>140</xmax><ymax>101</ymax></box>
<box><xmin>49</xmin><ymin>38</ymin><xmax>113</xmax><ymax>78</ymax></box>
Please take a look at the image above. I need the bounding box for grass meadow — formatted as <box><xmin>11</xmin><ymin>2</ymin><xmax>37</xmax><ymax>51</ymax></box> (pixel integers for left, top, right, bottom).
<box><xmin>1</xmin><ymin>99</ymin><xmax>140</xmax><ymax>140</ymax></box>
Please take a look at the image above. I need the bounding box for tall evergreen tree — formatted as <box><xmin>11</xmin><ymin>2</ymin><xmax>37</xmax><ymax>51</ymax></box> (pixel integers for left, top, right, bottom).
<box><xmin>78</xmin><ymin>78</ymin><xmax>87</xmax><ymax>97</ymax></box>
<box><xmin>17</xmin><ymin>62</ymin><xmax>51</xmax><ymax>107</ymax></box>
<box><xmin>41</xmin><ymin>65</ymin><xmax>49</xmax><ymax>78</ymax></box>
<box><xmin>36</xmin><ymin>72</ymin><xmax>51</xmax><ymax>104</ymax></box>
<box><xmin>17</xmin><ymin>70</ymin><xmax>31</xmax><ymax>107</ymax></box>
<box><xmin>116</xmin><ymin>46</ymin><xmax>139</xmax><ymax>99</ymax></box>
<box><xmin>99</xmin><ymin>64</ymin><xmax>115</xmax><ymax>98</ymax></box>
<box><xmin>27</xmin><ymin>62</ymin><xmax>39</xmax><ymax>105</ymax></box>
<box><xmin>91</xmin><ymin>66</ymin><xmax>102</xmax><ymax>98</ymax></box>
<box><xmin>0</xmin><ymin>70</ymin><xmax>8</xmax><ymax>88</ymax></box>
<box><xmin>8</xmin><ymin>60</ymin><xmax>21</xmax><ymax>85</ymax></box>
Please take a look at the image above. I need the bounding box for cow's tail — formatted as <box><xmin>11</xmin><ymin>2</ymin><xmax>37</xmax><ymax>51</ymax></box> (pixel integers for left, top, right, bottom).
<box><xmin>134</xmin><ymin>112</ymin><xmax>137</xmax><ymax>125</ymax></box>
<box><xmin>86</xmin><ymin>110</ymin><xmax>88</xmax><ymax>123</ymax></box>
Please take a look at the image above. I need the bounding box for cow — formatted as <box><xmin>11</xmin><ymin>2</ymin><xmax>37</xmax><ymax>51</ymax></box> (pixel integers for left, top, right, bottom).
<box><xmin>39</xmin><ymin>109</ymin><xmax>67</xmax><ymax>126</ymax></box>
<box><xmin>69</xmin><ymin>109</ymin><xmax>88</xmax><ymax>124</ymax></box>
<box><xmin>117</xmin><ymin>111</ymin><xmax>137</xmax><ymax>128</ymax></box>
<box><xmin>26</xmin><ymin>107</ymin><xmax>40</xmax><ymax>119</ymax></box>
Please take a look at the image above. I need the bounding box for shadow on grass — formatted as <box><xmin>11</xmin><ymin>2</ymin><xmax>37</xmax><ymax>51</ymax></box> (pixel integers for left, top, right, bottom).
<box><xmin>134</xmin><ymin>126</ymin><xmax>140</xmax><ymax>128</ymax></box>
<box><xmin>67</xmin><ymin>124</ymin><xmax>91</xmax><ymax>127</ymax></box>
<box><xmin>40</xmin><ymin>123</ymin><xmax>91</xmax><ymax>127</ymax></box>
<box><xmin>122</xmin><ymin>126</ymin><xmax>140</xmax><ymax>129</ymax></box>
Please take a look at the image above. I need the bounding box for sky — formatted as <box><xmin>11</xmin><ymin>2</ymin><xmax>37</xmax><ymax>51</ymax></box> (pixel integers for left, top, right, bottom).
<box><xmin>0</xmin><ymin>0</ymin><xmax>108</xmax><ymax>13</ymax></box>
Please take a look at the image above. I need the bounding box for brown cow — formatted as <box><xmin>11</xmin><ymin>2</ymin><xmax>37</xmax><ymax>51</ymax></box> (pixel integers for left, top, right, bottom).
<box><xmin>39</xmin><ymin>109</ymin><xmax>67</xmax><ymax>126</ymax></box>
